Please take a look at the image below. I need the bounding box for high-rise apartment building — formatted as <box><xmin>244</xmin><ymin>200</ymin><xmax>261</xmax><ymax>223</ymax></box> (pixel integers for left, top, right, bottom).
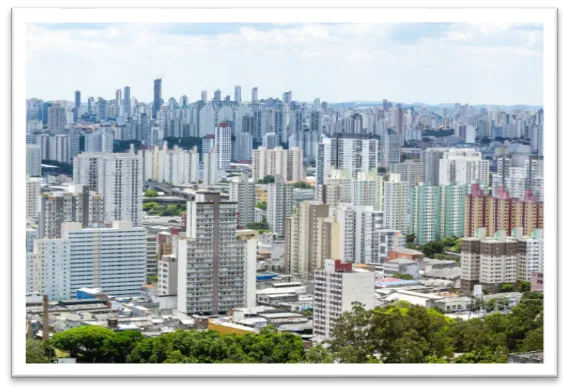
<box><xmin>409</xmin><ymin>183</ymin><xmax>441</xmax><ymax>245</ymax></box>
<box><xmin>229</xmin><ymin>174</ymin><xmax>256</xmax><ymax>228</ymax></box>
<box><xmin>177</xmin><ymin>191</ymin><xmax>246</xmax><ymax>315</ymax></box>
<box><xmin>313</xmin><ymin>259</ymin><xmax>375</xmax><ymax>338</ymax></box>
<box><xmin>74</xmin><ymin>90</ymin><xmax>81</xmax><ymax>123</ymax></box>
<box><xmin>215</xmin><ymin>123</ymin><xmax>232</xmax><ymax>171</ymax></box>
<box><xmin>85</xmin><ymin>130</ymin><xmax>115</xmax><ymax>153</ymax></box>
<box><xmin>440</xmin><ymin>183</ymin><xmax>468</xmax><ymax>238</ymax></box>
<box><xmin>422</xmin><ymin>148</ymin><xmax>446</xmax><ymax>186</ymax></box>
<box><xmin>26</xmin><ymin>144</ymin><xmax>42</xmax><ymax>177</ymax></box>
<box><xmin>73</xmin><ymin>152</ymin><xmax>143</xmax><ymax>226</ymax></box>
<box><xmin>317</xmin><ymin>134</ymin><xmax>378</xmax><ymax>185</ymax></box>
<box><xmin>202</xmin><ymin>149</ymin><xmax>218</xmax><ymax>185</ymax></box>
<box><xmin>438</xmin><ymin>149</ymin><xmax>489</xmax><ymax>187</ymax></box>
<box><xmin>267</xmin><ymin>176</ymin><xmax>295</xmax><ymax>237</ymax></box>
<box><xmin>392</xmin><ymin>160</ymin><xmax>424</xmax><ymax>186</ymax></box>
<box><xmin>26</xmin><ymin>176</ymin><xmax>41</xmax><ymax>219</ymax></box>
<box><xmin>284</xmin><ymin>201</ymin><xmax>329</xmax><ymax>275</ymax></box>
<box><xmin>153</xmin><ymin>78</ymin><xmax>162</xmax><ymax>119</ymax></box>
<box><xmin>383</xmin><ymin>173</ymin><xmax>410</xmax><ymax>234</ymax></box>
<box><xmin>144</xmin><ymin>144</ymin><xmax>199</xmax><ymax>185</ymax></box>
<box><xmin>38</xmin><ymin>185</ymin><xmax>104</xmax><ymax>239</ymax></box>
<box><xmin>47</xmin><ymin>103</ymin><xmax>67</xmax><ymax>132</ymax></box>
<box><xmin>26</xmin><ymin>239</ymin><xmax>71</xmax><ymax>300</ymax></box>
<box><xmin>234</xmin><ymin>85</ymin><xmax>242</xmax><ymax>103</ymax></box>
<box><xmin>252</xmin><ymin>146</ymin><xmax>304</xmax><ymax>182</ymax></box>
<box><xmin>62</xmin><ymin>221</ymin><xmax>147</xmax><ymax>298</ymax></box>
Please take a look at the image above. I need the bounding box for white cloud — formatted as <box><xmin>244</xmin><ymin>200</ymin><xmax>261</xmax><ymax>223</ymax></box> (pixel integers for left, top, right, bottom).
<box><xmin>26</xmin><ymin>22</ymin><xmax>543</xmax><ymax>105</ymax></box>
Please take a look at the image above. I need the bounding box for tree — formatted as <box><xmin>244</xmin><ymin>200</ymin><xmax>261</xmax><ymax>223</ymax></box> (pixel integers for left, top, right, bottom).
<box><xmin>258</xmin><ymin>175</ymin><xmax>275</xmax><ymax>184</ymax></box>
<box><xmin>405</xmin><ymin>233</ymin><xmax>416</xmax><ymax>245</ymax></box>
<box><xmin>499</xmin><ymin>283</ymin><xmax>514</xmax><ymax>293</ymax></box>
<box><xmin>517</xmin><ymin>281</ymin><xmax>531</xmax><ymax>293</ymax></box>
<box><xmin>101</xmin><ymin>330</ymin><xmax>144</xmax><ymax>363</ymax></box>
<box><xmin>255</xmin><ymin>201</ymin><xmax>267</xmax><ymax>210</ymax></box>
<box><xmin>421</xmin><ymin>240</ymin><xmax>445</xmax><ymax>258</ymax></box>
<box><xmin>26</xmin><ymin>339</ymin><xmax>51</xmax><ymax>363</ymax></box>
<box><xmin>144</xmin><ymin>189</ymin><xmax>159</xmax><ymax>197</ymax></box>
<box><xmin>51</xmin><ymin>325</ymin><xmax>115</xmax><ymax>363</ymax></box>
<box><xmin>305</xmin><ymin>344</ymin><xmax>334</xmax><ymax>363</ymax></box>
<box><xmin>147</xmin><ymin>275</ymin><xmax>158</xmax><ymax>283</ymax></box>
<box><xmin>393</xmin><ymin>273</ymin><xmax>414</xmax><ymax>280</ymax></box>
<box><xmin>143</xmin><ymin>202</ymin><xmax>160</xmax><ymax>213</ymax></box>
<box><xmin>293</xmin><ymin>181</ymin><xmax>314</xmax><ymax>189</ymax></box>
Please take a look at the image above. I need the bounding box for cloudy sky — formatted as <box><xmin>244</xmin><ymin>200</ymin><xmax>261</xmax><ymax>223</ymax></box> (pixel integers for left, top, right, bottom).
<box><xmin>26</xmin><ymin>22</ymin><xmax>543</xmax><ymax>105</ymax></box>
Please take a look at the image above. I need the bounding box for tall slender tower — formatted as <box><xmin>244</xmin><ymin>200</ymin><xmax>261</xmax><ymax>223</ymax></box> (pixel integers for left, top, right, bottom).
<box><xmin>124</xmin><ymin>86</ymin><xmax>131</xmax><ymax>120</ymax></box>
<box><xmin>153</xmin><ymin>78</ymin><xmax>162</xmax><ymax>119</ymax></box>
<box><xmin>74</xmin><ymin>90</ymin><xmax>81</xmax><ymax>123</ymax></box>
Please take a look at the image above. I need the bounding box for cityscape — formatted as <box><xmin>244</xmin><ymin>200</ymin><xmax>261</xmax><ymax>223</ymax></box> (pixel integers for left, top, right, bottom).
<box><xmin>24</xmin><ymin>22</ymin><xmax>544</xmax><ymax>365</ymax></box>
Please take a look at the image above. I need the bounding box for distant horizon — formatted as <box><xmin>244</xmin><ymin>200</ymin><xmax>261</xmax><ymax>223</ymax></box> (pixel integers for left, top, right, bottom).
<box><xmin>26</xmin><ymin>22</ymin><xmax>544</xmax><ymax>106</ymax></box>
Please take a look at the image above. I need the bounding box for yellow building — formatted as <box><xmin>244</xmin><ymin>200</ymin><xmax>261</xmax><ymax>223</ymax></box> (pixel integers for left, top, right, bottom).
<box><xmin>208</xmin><ymin>318</ymin><xmax>257</xmax><ymax>335</ymax></box>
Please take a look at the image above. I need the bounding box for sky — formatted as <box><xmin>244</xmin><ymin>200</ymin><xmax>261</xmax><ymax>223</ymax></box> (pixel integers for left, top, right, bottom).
<box><xmin>26</xmin><ymin>22</ymin><xmax>544</xmax><ymax>106</ymax></box>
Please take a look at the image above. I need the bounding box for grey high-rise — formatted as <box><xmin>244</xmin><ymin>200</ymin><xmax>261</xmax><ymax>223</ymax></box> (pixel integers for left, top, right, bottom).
<box><xmin>74</xmin><ymin>90</ymin><xmax>81</xmax><ymax>123</ymax></box>
<box><xmin>153</xmin><ymin>78</ymin><xmax>162</xmax><ymax>119</ymax></box>
<box><xmin>124</xmin><ymin>86</ymin><xmax>131</xmax><ymax>120</ymax></box>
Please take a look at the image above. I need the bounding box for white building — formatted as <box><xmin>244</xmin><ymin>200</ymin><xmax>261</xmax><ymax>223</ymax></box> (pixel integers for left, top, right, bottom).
<box><xmin>85</xmin><ymin>130</ymin><xmax>115</xmax><ymax>153</ymax></box>
<box><xmin>157</xmin><ymin>255</ymin><xmax>178</xmax><ymax>296</ymax></box>
<box><xmin>229</xmin><ymin>173</ymin><xmax>256</xmax><ymax>228</ymax></box>
<box><xmin>26</xmin><ymin>176</ymin><xmax>42</xmax><ymax>219</ymax></box>
<box><xmin>26</xmin><ymin>238</ymin><xmax>71</xmax><ymax>300</ymax></box>
<box><xmin>267</xmin><ymin>176</ymin><xmax>295</xmax><ymax>237</ymax></box>
<box><xmin>438</xmin><ymin>149</ymin><xmax>489</xmax><ymax>187</ymax></box>
<box><xmin>215</xmin><ymin>123</ymin><xmax>232</xmax><ymax>171</ymax></box>
<box><xmin>313</xmin><ymin>259</ymin><xmax>375</xmax><ymax>338</ymax></box>
<box><xmin>202</xmin><ymin>149</ymin><xmax>218</xmax><ymax>185</ymax></box>
<box><xmin>73</xmin><ymin>152</ymin><xmax>143</xmax><ymax>226</ymax></box>
<box><xmin>252</xmin><ymin>146</ymin><xmax>304</xmax><ymax>182</ymax></box>
<box><xmin>317</xmin><ymin>135</ymin><xmax>379</xmax><ymax>185</ymax></box>
<box><xmin>383</xmin><ymin>173</ymin><xmax>410</xmax><ymax>234</ymax></box>
<box><xmin>177</xmin><ymin>191</ymin><xmax>246</xmax><ymax>315</ymax></box>
<box><xmin>26</xmin><ymin>144</ymin><xmax>42</xmax><ymax>177</ymax></box>
<box><xmin>144</xmin><ymin>143</ymin><xmax>199</xmax><ymax>185</ymax></box>
<box><xmin>62</xmin><ymin>221</ymin><xmax>147</xmax><ymax>298</ymax></box>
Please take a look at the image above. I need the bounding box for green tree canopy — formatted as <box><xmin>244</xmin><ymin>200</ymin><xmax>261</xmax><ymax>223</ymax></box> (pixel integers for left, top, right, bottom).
<box><xmin>51</xmin><ymin>326</ymin><xmax>115</xmax><ymax>363</ymax></box>
<box><xmin>144</xmin><ymin>189</ymin><xmax>159</xmax><ymax>197</ymax></box>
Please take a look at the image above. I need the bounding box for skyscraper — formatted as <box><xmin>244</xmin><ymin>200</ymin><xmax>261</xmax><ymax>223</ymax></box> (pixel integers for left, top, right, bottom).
<box><xmin>267</xmin><ymin>176</ymin><xmax>295</xmax><ymax>237</ymax></box>
<box><xmin>383</xmin><ymin>173</ymin><xmax>410</xmax><ymax>234</ymax></box>
<box><xmin>124</xmin><ymin>86</ymin><xmax>131</xmax><ymax>120</ymax></box>
<box><xmin>234</xmin><ymin>85</ymin><xmax>242</xmax><ymax>103</ymax></box>
<box><xmin>215</xmin><ymin>122</ymin><xmax>232</xmax><ymax>171</ymax></box>
<box><xmin>74</xmin><ymin>90</ymin><xmax>81</xmax><ymax>123</ymax></box>
<box><xmin>409</xmin><ymin>183</ymin><xmax>442</xmax><ymax>245</ymax></box>
<box><xmin>153</xmin><ymin>78</ymin><xmax>162</xmax><ymax>119</ymax></box>
<box><xmin>177</xmin><ymin>191</ymin><xmax>246</xmax><ymax>315</ymax></box>
<box><xmin>252</xmin><ymin>87</ymin><xmax>258</xmax><ymax>103</ymax></box>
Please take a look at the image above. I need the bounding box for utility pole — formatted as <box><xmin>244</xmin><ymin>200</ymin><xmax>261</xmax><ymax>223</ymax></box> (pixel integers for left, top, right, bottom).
<box><xmin>42</xmin><ymin>295</ymin><xmax>49</xmax><ymax>342</ymax></box>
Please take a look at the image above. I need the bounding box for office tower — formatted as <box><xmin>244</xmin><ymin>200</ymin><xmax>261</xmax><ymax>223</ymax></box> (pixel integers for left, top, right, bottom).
<box><xmin>234</xmin><ymin>85</ymin><xmax>242</xmax><ymax>103</ymax></box>
<box><xmin>153</xmin><ymin>78</ymin><xmax>162</xmax><ymax>119</ymax></box>
<box><xmin>215</xmin><ymin>123</ymin><xmax>232</xmax><ymax>171</ymax></box>
<box><xmin>124</xmin><ymin>86</ymin><xmax>131</xmax><ymax>119</ymax></box>
<box><xmin>440</xmin><ymin>183</ymin><xmax>468</xmax><ymax>238</ymax></box>
<box><xmin>39</xmin><ymin>185</ymin><xmax>104</xmax><ymax>239</ymax></box>
<box><xmin>61</xmin><ymin>221</ymin><xmax>147</xmax><ymax>298</ymax></box>
<box><xmin>252</xmin><ymin>146</ymin><xmax>304</xmax><ymax>182</ymax></box>
<box><xmin>383</xmin><ymin>173</ymin><xmax>410</xmax><ymax>234</ymax></box>
<box><xmin>202</xmin><ymin>134</ymin><xmax>215</xmax><ymax>156</ymax></box>
<box><xmin>438</xmin><ymin>149</ymin><xmax>489</xmax><ymax>187</ymax></box>
<box><xmin>26</xmin><ymin>144</ymin><xmax>41</xmax><ymax>177</ymax></box>
<box><xmin>26</xmin><ymin>239</ymin><xmax>71</xmax><ymax>300</ymax></box>
<box><xmin>74</xmin><ymin>90</ymin><xmax>81</xmax><ymax>123</ymax></box>
<box><xmin>382</xmin><ymin>131</ymin><xmax>402</xmax><ymax>171</ymax></box>
<box><xmin>85</xmin><ymin>130</ymin><xmax>114</xmax><ymax>153</ymax></box>
<box><xmin>47</xmin><ymin>103</ymin><xmax>67</xmax><ymax>132</ymax></box>
<box><xmin>95</xmin><ymin>98</ymin><xmax>108</xmax><ymax>121</ymax></box>
<box><xmin>201</xmin><ymin>90</ymin><xmax>208</xmax><ymax>102</ymax></box>
<box><xmin>26</xmin><ymin>176</ymin><xmax>41</xmax><ymax>219</ymax></box>
<box><xmin>392</xmin><ymin>160</ymin><xmax>424</xmax><ymax>186</ymax></box>
<box><xmin>313</xmin><ymin>259</ymin><xmax>374</xmax><ymax>338</ymax></box>
<box><xmin>236</xmin><ymin>230</ymin><xmax>258</xmax><ymax>308</ymax></box>
<box><xmin>199</xmin><ymin>104</ymin><xmax>216</xmax><ymax>136</ymax></box>
<box><xmin>267</xmin><ymin>176</ymin><xmax>295</xmax><ymax>237</ymax></box>
<box><xmin>202</xmin><ymin>148</ymin><xmax>218</xmax><ymax>185</ymax></box>
<box><xmin>252</xmin><ymin>87</ymin><xmax>258</xmax><ymax>103</ymax></box>
<box><xmin>284</xmin><ymin>201</ymin><xmax>329</xmax><ymax>275</ymax></box>
<box><xmin>26</xmin><ymin>229</ymin><xmax>38</xmax><ymax>253</ymax></box>
<box><xmin>262</xmin><ymin>132</ymin><xmax>280</xmax><ymax>149</ymax></box>
<box><xmin>321</xmin><ymin>101</ymin><xmax>328</xmax><ymax>113</ymax></box>
<box><xmin>73</xmin><ymin>152</ymin><xmax>143</xmax><ymax>226</ymax></box>
<box><xmin>26</xmin><ymin>98</ymin><xmax>43</xmax><ymax>122</ymax></box>
<box><xmin>422</xmin><ymin>148</ymin><xmax>446</xmax><ymax>185</ymax></box>
<box><xmin>409</xmin><ymin>183</ymin><xmax>442</xmax><ymax>245</ymax></box>
<box><xmin>516</xmin><ymin>229</ymin><xmax>544</xmax><ymax>283</ymax></box>
<box><xmin>233</xmin><ymin>132</ymin><xmax>253</xmax><ymax>161</ymax></box>
<box><xmin>317</xmin><ymin>134</ymin><xmax>378</xmax><ymax>185</ymax></box>
<box><xmin>177</xmin><ymin>191</ymin><xmax>246</xmax><ymax>315</ymax></box>
<box><xmin>464</xmin><ymin>184</ymin><xmax>544</xmax><ymax>238</ymax></box>
<box><xmin>229</xmin><ymin>173</ymin><xmax>256</xmax><ymax>228</ymax></box>
<box><xmin>144</xmin><ymin>144</ymin><xmax>199</xmax><ymax>185</ymax></box>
